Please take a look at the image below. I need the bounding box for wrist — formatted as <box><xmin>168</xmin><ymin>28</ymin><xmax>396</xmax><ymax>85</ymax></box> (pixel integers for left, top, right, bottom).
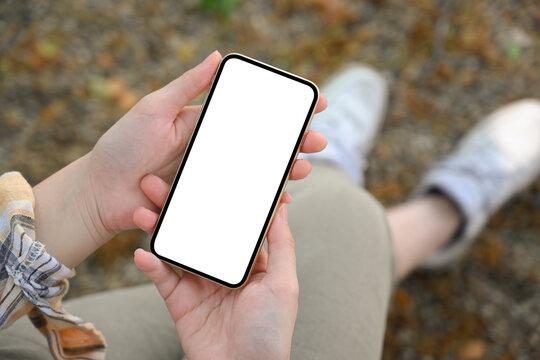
<box><xmin>76</xmin><ymin>152</ymin><xmax>118</xmax><ymax>244</ymax></box>
<box><xmin>33</xmin><ymin>152</ymin><xmax>116</xmax><ymax>268</ymax></box>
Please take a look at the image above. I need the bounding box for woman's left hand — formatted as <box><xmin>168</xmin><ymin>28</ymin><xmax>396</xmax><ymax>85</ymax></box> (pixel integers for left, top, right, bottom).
<box><xmin>89</xmin><ymin>50</ymin><xmax>327</xmax><ymax>236</ymax></box>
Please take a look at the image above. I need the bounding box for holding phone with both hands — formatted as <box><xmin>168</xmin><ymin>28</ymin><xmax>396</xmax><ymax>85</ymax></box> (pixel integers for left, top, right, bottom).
<box><xmin>151</xmin><ymin>53</ymin><xmax>319</xmax><ymax>288</ymax></box>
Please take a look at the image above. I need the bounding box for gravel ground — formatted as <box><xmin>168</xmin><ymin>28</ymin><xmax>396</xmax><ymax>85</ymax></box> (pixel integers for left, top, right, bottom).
<box><xmin>1</xmin><ymin>0</ymin><xmax>539</xmax><ymax>358</ymax></box>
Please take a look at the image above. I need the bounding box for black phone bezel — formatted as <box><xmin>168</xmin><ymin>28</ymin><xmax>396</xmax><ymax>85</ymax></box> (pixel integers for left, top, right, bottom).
<box><xmin>150</xmin><ymin>53</ymin><xmax>319</xmax><ymax>288</ymax></box>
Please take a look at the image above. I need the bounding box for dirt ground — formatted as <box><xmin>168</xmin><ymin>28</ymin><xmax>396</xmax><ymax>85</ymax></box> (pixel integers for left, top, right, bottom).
<box><xmin>1</xmin><ymin>0</ymin><xmax>539</xmax><ymax>358</ymax></box>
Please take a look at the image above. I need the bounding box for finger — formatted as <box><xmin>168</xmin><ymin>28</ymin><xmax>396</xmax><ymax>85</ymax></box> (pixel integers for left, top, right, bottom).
<box><xmin>266</xmin><ymin>204</ymin><xmax>297</xmax><ymax>279</ymax></box>
<box><xmin>281</xmin><ymin>191</ymin><xmax>292</xmax><ymax>204</ymax></box>
<box><xmin>289</xmin><ymin>159</ymin><xmax>312</xmax><ymax>180</ymax></box>
<box><xmin>134</xmin><ymin>248</ymin><xmax>181</xmax><ymax>301</ymax></box>
<box><xmin>300</xmin><ymin>131</ymin><xmax>328</xmax><ymax>153</ymax></box>
<box><xmin>133</xmin><ymin>206</ymin><xmax>159</xmax><ymax>233</ymax></box>
<box><xmin>159</xmin><ymin>51</ymin><xmax>222</xmax><ymax>111</ymax></box>
<box><xmin>140</xmin><ymin>174</ymin><xmax>170</xmax><ymax>208</ymax></box>
<box><xmin>315</xmin><ymin>94</ymin><xmax>327</xmax><ymax>113</ymax></box>
<box><xmin>252</xmin><ymin>246</ymin><xmax>268</xmax><ymax>273</ymax></box>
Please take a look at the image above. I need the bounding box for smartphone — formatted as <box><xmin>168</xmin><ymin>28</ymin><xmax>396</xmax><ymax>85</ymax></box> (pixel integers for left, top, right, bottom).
<box><xmin>150</xmin><ymin>53</ymin><xmax>319</xmax><ymax>288</ymax></box>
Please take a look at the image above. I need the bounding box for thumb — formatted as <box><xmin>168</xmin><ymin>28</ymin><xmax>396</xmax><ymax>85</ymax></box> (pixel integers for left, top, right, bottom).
<box><xmin>159</xmin><ymin>50</ymin><xmax>222</xmax><ymax>111</ymax></box>
<box><xmin>266</xmin><ymin>204</ymin><xmax>297</xmax><ymax>279</ymax></box>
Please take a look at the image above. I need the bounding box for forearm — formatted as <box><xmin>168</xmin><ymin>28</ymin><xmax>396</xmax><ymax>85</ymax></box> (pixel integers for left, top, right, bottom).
<box><xmin>33</xmin><ymin>152</ymin><xmax>115</xmax><ymax>268</ymax></box>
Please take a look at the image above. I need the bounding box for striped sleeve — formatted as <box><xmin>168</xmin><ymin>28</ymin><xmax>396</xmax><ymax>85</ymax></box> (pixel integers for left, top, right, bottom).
<box><xmin>0</xmin><ymin>172</ymin><xmax>106</xmax><ymax>360</ymax></box>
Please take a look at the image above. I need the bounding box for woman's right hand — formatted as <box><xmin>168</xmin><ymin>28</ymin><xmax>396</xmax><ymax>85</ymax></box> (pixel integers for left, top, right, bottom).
<box><xmin>134</xmin><ymin>175</ymin><xmax>299</xmax><ymax>360</ymax></box>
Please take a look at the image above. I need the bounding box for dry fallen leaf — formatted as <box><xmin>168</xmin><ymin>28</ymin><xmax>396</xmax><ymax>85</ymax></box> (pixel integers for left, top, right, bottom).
<box><xmin>118</xmin><ymin>91</ymin><xmax>138</xmax><ymax>111</ymax></box>
<box><xmin>97</xmin><ymin>53</ymin><xmax>117</xmax><ymax>69</ymax></box>
<box><xmin>40</xmin><ymin>100</ymin><xmax>66</xmax><ymax>125</ymax></box>
<box><xmin>106</xmin><ymin>76</ymin><xmax>139</xmax><ymax>111</ymax></box>
<box><xmin>459</xmin><ymin>339</ymin><xmax>487</xmax><ymax>359</ymax></box>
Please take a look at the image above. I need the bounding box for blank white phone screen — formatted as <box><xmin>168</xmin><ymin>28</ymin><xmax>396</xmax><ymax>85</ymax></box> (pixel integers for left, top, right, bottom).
<box><xmin>152</xmin><ymin>55</ymin><xmax>317</xmax><ymax>286</ymax></box>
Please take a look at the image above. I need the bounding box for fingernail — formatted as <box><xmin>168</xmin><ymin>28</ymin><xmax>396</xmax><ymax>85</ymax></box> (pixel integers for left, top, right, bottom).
<box><xmin>279</xmin><ymin>204</ymin><xmax>288</xmax><ymax>224</ymax></box>
<box><xmin>204</xmin><ymin>50</ymin><xmax>220</xmax><ymax>64</ymax></box>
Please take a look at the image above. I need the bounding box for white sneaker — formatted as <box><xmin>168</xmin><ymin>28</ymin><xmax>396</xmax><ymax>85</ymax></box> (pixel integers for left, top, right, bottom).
<box><xmin>416</xmin><ymin>99</ymin><xmax>540</xmax><ymax>268</ymax></box>
<box><xmin>302</xmin><ymin>65</ymin><xmax>388</xmax><ymax>185</ymax></box>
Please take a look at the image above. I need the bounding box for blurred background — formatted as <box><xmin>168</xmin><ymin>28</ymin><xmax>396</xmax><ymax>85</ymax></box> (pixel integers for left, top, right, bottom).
<box><xmin>1</xmin><ymin>0</ymin><xmax>539</xmax><ymax>358</ymax></box>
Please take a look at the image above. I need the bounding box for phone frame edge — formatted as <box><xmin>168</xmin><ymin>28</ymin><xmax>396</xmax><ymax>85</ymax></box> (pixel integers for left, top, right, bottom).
<box><xmin>150</xmin><ymin>52</ymin><xmax>320</xmax><ymax>288</ymax></box>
